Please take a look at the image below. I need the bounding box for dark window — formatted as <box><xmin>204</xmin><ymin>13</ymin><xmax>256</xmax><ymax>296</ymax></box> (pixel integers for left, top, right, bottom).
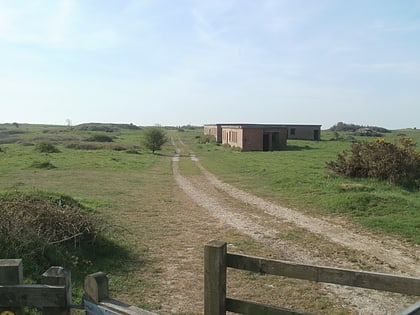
<box><xmin>290</xmin><ymin>128</ymin><xmax>296</xmax><ymax>135</ymax></box>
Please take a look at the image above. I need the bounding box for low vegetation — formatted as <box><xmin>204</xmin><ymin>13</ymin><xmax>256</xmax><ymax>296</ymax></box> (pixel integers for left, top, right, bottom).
<box><xmin>198</xmin><ymin>134</ymin><xmax>216</xmax><ymax>144</ymax></box>
<box><xmin>0</xmin><ymin>123</ymin><xmax>154</xmax><ymax>302</ymax></box>
<box><xmin>85</xmin><ymin>134</ymin><xmax>114</xmax><ymax>142</ymax></box>
<box><xmin>185</xmin><ymin>128</ymin><xmax>420</xmax><ymax>244</ymax></box>
<box><xmin>329</xmin><ymin>121</ymin><xmax>390</xmax><ymax>133</ymax></box>
<box><xmin>30</xmin><ymin>160</ymin><xmax>56</xmax><ymax>169</ymax></box>
<box><xmin>327</xmin><ymin>137</ymin><xmax>420</xmax><ymax>189</ymax></box>
<box><xmin>0</xmin><ymin>122</ymin><xmax>418</xmax><ymax>313</ymax></box>
<box><xmin>142</xmin><ymin>127</ymin><xmax>167</xmax><ymax>153</ymax></box>
<box><xmin>34</xmin><ymin>141</ymin><xmax>61</xmax><ymax>153</ymax></box>
<box><xmin>0</xmin><ymin>191</ymin><xmax>102</xmax><ymax>275</ymax></box>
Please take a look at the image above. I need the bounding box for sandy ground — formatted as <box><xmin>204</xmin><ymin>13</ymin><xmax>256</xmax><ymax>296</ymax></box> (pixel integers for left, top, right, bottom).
<box><xmin>162</xmin><ymin>137</ymin><xmax>419</xmax><ymax>315</ymax></box>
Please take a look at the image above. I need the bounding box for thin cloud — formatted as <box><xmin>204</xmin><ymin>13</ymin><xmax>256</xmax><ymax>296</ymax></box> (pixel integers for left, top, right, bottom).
<box><xmin>349</xmin><ymin>62</ymin><xmax>420</xmax><ymax>76</ymax></box>
<box><xmin>0</xmin><ymin>1</ymin><xmax>119</xmax><ymax>51</ymax></box>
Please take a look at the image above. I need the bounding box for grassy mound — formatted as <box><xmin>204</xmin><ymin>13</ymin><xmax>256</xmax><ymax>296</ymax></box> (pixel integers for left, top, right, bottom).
<box><xmin>0</xmin><ymin>191</ymin><xmax>105</xmax><ymax>276</ymax></box>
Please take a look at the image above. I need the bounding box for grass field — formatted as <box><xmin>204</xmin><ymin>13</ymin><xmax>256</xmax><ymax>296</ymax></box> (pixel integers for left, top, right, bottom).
<box><xmin>0</xmin><ymin>123</ymin><xmax>174</xmax><ymax>308</ymax></box>
<box><xmin>181</xmin><ymin>128</ymin><xmax>420</xmax><ymax>244</ymax></box>
<box><xmin>0</xmin><ymin>123</ymin><xmax>419</xmax><ymax>312</ymax></box>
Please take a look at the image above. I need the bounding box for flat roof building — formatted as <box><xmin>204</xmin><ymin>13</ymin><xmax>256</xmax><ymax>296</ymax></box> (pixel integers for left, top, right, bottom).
<box><xmin>204</xmin><ymin>123</ymin><xmax>321</xmax><ymax>151</ymax></box>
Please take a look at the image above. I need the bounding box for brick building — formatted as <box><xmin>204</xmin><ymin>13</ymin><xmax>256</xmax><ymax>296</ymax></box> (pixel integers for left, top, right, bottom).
<box><xmin>203</xmin><ymin>123</ymin><xmax>321</xmax><ymax>151</ymax></box>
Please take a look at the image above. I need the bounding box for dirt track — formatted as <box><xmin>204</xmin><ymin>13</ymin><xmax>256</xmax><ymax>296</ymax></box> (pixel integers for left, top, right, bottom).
<box><xmin>168</xmin><ymin>137</ymin><xmax>419</xmax><ymax>315</ymax></box>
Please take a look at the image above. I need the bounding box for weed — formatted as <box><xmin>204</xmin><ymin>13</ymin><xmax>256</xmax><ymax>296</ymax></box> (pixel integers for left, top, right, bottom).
<box><xmin>31</xmin><ymin>161</ymin><xmax>57</xmax><ymax>169</ymax></box>
<box><xmin>198</xmin><ymin>134</ymin><xmax>216</xmax><ymax>144</ymax></box>
<box><xmin>66</xmin><ymin>142</ymin><xmax>102</xmax><ymax>150</ymax></box>
<box><xmin>34</xmin><ymin>141</ymin><xmax>61</xmax><ymax>153</ymax></box>
<box><xmin>85</xmin><ymin>134</ymin><xmax>114</xmax><ymax>142</ymax></box>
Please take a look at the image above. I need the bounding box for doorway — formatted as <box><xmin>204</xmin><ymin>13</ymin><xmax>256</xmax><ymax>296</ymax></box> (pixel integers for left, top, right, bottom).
<box><xmin>263</xmin><ymin>133</ymin><xmax>270</xmax><ymax>151</ymax></box>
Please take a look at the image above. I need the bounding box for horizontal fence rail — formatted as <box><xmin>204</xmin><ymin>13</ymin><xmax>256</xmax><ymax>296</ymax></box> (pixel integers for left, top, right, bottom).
<box><xmin>227</xmin><ymin>252</ymin><xmax>420</xmax><ymax>296</ymax></box>
<box><xmin>0</xmin><ymin>259</ymin><xmax>157</xmax><ymax>315</ymax></box>
<box><xmin>0</xmin><ymin>285</ymin><xmax>67</xmax><ymax>308</ymax></box>
<box><xmin>204</xmin><ymin>240</ymin><xmax>420</xmax><ymax>315</ymax></box>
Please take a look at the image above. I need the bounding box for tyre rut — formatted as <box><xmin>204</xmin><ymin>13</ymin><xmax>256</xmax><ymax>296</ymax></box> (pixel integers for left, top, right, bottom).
<box><xmin>171</xmin><ymin>138</ymin><xmax>419</xmax><ymax>314</ymax></box>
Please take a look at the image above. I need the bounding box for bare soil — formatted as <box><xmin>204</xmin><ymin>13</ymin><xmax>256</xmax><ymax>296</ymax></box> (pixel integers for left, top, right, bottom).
<box><xmin>149</xmin><ymin>138</ymin><xmax>419</xmax><ymax>315</ymax></box>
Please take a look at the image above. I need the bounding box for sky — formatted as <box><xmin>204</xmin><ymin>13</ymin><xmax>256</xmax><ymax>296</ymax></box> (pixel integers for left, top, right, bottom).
<box><xmin>0</xmin><ymin>0</ymin><xmax>419</xmax><ymax>129</ymax></box>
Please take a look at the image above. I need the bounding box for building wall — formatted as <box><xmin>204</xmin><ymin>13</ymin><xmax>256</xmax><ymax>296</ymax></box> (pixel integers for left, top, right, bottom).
<box><xmin>203</xmin><ymin>125</ymin><xmax>218</xmax><ymax>141</ymax></box>
<box><xmin>222</xmin><ymin>126</ymin><xmax>287</xmax><ymax>151</ymax></box>
<box><xmin>205</xmin><ymin>124</ymin><xmax>321</xmax><ymax>142</ymax></box>
<box><xmin>287</xmin><ymin>125</ymin><xmax>321</xmax><ymax>140</ymax></box>
<box><xmin>242</xmin><ymin>128</ymin><xmax>264</xmax><ymax>151</ymax></box>
<box><xmin>207</xmin><ymin>123</ymin><xmax>318</xmax><ymax>150</ymax></box>
<box><xmin>264</xmin><ymin>127</ymin><xmax>288</xmax><ymax>150</ymax></box>
<box><xmin>222</xmin><ymin>127</ymin><xmax>245</xmax><ymax>149</ymax></box>
<box><xmin>204</xmin><ymin>124</ymin><xmax>223</xmax><ymax>142</ymax></box>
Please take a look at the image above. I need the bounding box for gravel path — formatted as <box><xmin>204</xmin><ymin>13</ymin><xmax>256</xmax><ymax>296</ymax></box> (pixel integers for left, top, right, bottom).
<box><xmin>171</xmin><ymin>138</ymin><xmax>419</xmax><ymax>315</ymax></box>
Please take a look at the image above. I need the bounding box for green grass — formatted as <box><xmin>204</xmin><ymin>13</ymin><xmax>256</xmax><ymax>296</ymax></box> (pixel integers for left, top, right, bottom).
<box><xmin>1</xmin><ymin>123</ymin><xmax>419</xmax><ymax>314</ymax></box>
<box><xmin>178</xmin><ymin>157</ymin><xmax>201</xmax><ymax>175</ymax></box>
<box><xmin>0</xmin><ymin>123</ymin><xmax>174</xmax><ymax>309</ymax></box>
<box><xmin>178</xmin><ymin>128</ymin><xmax>420</xmax><ymax>244</ymax></box>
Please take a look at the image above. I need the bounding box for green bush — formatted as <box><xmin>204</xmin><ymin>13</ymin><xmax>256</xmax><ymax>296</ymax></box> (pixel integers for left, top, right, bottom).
<box><xmin>142</xmin><ymin>127</ymin><xmax>167</xmax><ymax>153</ymax></box>
<box><xmin>198</xmin><ymin>134</ymin><xmax>216</xmax><ymax>144</ymax></box>
<box><xmin>327</xmin><ymin>137</ymin><xmax>420</xmax><ymax>189</ymax></box>
<box><xmin>34</xmin><ymin>141</ymin><xmax>61</xmax><ymax>153</ymax></box>
<box><xmin>31</xmin><ymin>161</ymin><xmax>56</xmax><ymax>169</ymax></box>
<box><xmin>329</xmin><ymin>122</ymin><xmax>390</xmax><ymax>133</ymax></box>
<box><xmin>66</xmin><ymin>142</ymin><xmax>102</xmax><ymax>150</ymax></box>
<box><xmin>85</xmin><ymin>134</ymin><xmax>114</xmax><ymax>142</ymax></box>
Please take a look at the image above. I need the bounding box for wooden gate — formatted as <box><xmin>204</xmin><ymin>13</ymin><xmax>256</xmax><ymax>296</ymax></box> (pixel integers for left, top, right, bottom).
<box><xmin>0</xmin><ymin>259</ymin><xmax>156</xmax><ymax>315</ymax></box>
<box><xmin>204</xmin><ymin>240</ymin><xmax>420</xmax><ymax>315</ymax></box>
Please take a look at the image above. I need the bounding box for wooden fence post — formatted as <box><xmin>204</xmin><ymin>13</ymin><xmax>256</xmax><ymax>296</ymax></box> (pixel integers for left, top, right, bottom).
<box><xmin>84</xmin><ymin>272</ymin><xmax>109</xmax><ymax>303</ymax></box>
<box><xmin>0</xmin><ymin>259</ymin><xmax>24</xmax><ymax>315</ymax></box>
<box><xmin>41</xmin><ymin>266</ymin><xmax>71</xmax><ymax>315</ymax></box>
<box><xmin>204</xmin><ymin>240</ymin><xmax>227</xmax><ymax>315</ymax></box>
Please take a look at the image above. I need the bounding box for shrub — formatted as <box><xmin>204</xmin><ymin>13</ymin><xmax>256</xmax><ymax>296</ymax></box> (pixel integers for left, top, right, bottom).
<box><xmin>126</xmin><ymin>149</ymin><xmax>141</xmax><ymax>154</ymax></box>
<box><xmin>85</xmin><ymin>134</ymin><xmax>114</xmax><ymax>142</ymax></box>
<box><xmin>0</xmin><ymin>191</ymin><xmax>102</xmax><ymax>271</ymax></box>
<box><xmin>329</xmin><ymin>122</ymin><xmax>390</xmax><ymax>133</ymax></box>
<box><xmin>76</xmin><ymin>124</ymin><xmax>118</xmax><ymax>132</ymax></box>
<box><xmin>327</xmin><ymin>137</ymin><xmax>420</xmax><ymax>189</ymax></box>
<box><xmin>34</xmin><ymin>141</ymin><xmax>61</xmax><ymax>153</ymax></box>
<box><xmin>142</xmin><ymin>127</ymin><xmax>167</xmax><ymax>153</ymax></box>
<box><xmin>66</xmin><ymin>142</ymin><xmax>102</xmax><ymax>150</ymax></box>
<box><xmin>198</xmin><ymin>134</ymin><xmax>216</xmax><ymax>144</ymax></box>
<box><xmin>31</xmin><ymin>161</ymin><xmax>56</xmax><ymax>169</ymax></box>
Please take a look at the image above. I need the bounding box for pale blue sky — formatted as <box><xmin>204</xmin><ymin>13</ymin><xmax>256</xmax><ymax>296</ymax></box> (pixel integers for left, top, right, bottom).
<box><xmin>0</xmin><ymin>0</ymin><xmax>419</xmax><ymax>129</ymax></box>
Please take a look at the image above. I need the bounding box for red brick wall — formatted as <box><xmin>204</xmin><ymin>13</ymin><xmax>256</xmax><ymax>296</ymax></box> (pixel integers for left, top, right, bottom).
<box><xmin>242</xmin><ymin>128</ymin><xmax>264</xmax><ymax>151</ymax></box>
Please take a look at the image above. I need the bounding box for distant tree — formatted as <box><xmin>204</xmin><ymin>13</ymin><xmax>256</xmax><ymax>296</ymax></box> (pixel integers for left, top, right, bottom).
<box><xmin>143</xmin><ymin>127</ymin><xmax>167</xmax><ymax>154</ymax></box>
<box><xmin>329</xmin><ymin>122</ymin><xmax>390</xmax><ymax>133</ymax></box>
<box><xmin>12</xmin><ymin>122</ymin><xmax>19</xmax><ymax>128</ymax></box>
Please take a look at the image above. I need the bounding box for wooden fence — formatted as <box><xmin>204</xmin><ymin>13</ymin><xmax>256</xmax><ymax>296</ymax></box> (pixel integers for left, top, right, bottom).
<box><xmin>2</xmin><ymin>242</ymin><xmax>420</xmax><ymax>315</ymax></box>
<box><xmin>204</xmin><ymin>240</ymin><xmax>420</xmax><ymax>315</ymax></box>
<box><xmin>0</xmin><ymin>259</ymin><xmax>156</xmax><ymax>315</ymax></box>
